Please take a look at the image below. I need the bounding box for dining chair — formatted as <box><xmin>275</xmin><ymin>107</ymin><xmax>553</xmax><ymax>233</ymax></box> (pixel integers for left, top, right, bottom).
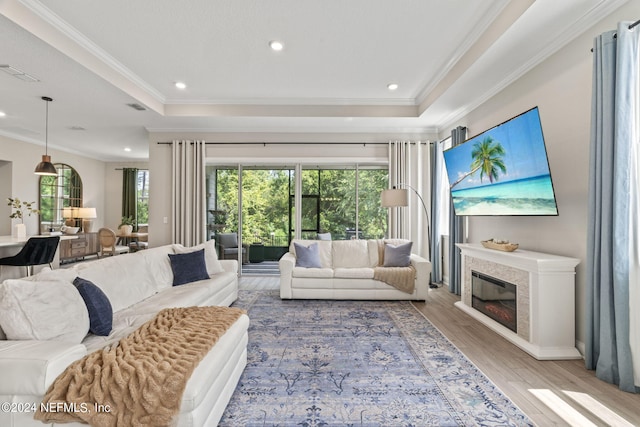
<box><xmin>129</xmin><ymin>225</ymin><xmax>148</xmax><ymax>252</ymax></box>
<box><xmin>98</xmin><ymin>228</ymin><xmax>130</xmax><ymax>257</ymax></box>
<box><xmin>0</xmin><ymin>236</ymin><xmax>60</xmax><ymax>276</ymax></box>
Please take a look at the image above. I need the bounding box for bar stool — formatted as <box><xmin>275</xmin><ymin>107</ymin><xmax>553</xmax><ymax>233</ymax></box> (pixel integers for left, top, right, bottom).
<box><xmin>0</xmin><ymin>236</ymin><xmax>60</xmax><ymax>277</ymax></box>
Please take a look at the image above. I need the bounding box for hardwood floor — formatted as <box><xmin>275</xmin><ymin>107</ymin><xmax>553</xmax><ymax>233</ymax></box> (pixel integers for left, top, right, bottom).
<box><xmin>239</xmin><ymin>275</ymin><xmax>640</xmax><ymax>426</ymax></box>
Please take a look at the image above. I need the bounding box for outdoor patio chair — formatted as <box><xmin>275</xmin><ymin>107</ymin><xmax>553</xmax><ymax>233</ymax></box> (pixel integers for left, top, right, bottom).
<box><xmin>216</xmin><ymin>232</ymin><xmax>249</xmax><ymax>264</ymax></box>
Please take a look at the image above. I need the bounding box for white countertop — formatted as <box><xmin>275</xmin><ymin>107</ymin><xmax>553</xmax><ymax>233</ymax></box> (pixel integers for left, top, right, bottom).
<box><xmin>0</xmin><ymin>234</ymin><xmax>78</xmax><ymax>248</ymax></box>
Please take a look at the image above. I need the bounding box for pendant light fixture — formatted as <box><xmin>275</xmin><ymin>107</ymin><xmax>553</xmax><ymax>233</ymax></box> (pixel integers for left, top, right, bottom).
<box><xmin>34</xmin><ymin>96</ymin><xmax>57</xmax><ymax>176</ymax></box>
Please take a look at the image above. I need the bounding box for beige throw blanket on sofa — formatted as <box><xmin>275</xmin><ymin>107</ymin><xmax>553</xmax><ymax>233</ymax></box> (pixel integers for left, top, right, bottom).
<box><xmin>373</xmin><ymin>240</ymin><xmax>416</xmax><ymax>294</ymax></box>
<box><xmin>35</xmin><ymin>306</ymin><xmax>246</xmax><ymax>427</ymax></box>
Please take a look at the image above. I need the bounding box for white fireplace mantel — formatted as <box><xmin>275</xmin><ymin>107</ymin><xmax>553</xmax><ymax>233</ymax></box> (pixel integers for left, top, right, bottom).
<box><xmin>455</xmin><ymin>243</ymin><xmax>581</xmax><ymax>360</ymax></box>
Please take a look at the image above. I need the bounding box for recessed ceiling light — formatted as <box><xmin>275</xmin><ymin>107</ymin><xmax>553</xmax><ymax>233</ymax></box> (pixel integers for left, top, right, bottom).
<box><xmin>0</xmin><ymin>111</ymin><xmax>6</xmax><ymax>117</ymax></box>
<box><xmin>387</xmin><ymin>83</ymin><xmax>399</xmax><ymax>91</ymax></box>
<box><xmin>175</xmin><ymin>82</ymin><xmax>187</xmax><ymax>89</ymax></box>
<box><xmin>124</xmin><ymin>147</ymin><xmax>132</xmax><ymax>152</ymax></box>
<box><xmin>269</xmin><ymin>40</ymin><xmax>284</xmax><ymax>51</ymax></box>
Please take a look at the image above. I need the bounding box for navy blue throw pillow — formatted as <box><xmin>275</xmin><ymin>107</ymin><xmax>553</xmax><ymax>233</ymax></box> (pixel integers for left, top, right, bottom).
<box><xmin>168</xmin><ymin>248</ymin><xmax>210</xmax><ymax>286</ymax></box>
<box><xmin>73</xmin><ymin>277</ymin><xmax>113</xmax><ymax>336</ymax></box>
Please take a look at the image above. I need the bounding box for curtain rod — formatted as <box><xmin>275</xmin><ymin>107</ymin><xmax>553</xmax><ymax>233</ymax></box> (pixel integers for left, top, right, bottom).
<box><xmin>157</xmin><ymin>141</ymin><xmax>432</xmax><ymax>146</ymax></box>
<box><xmin>591</xmin><ymin>19</ymin><xmax>640</xmax><ymax>51</ymax></box>
<box><xmin>613</xmin><ymin>18</ymin><xmax>640</xmax><ymax>38</ymax></box>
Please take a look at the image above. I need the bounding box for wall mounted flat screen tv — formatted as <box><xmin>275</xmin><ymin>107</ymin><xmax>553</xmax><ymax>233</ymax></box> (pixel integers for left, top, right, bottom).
<box><xmin>443</xmin><ymin>107</ymin><xmax>558</xmax><ymax>216</ymax></box>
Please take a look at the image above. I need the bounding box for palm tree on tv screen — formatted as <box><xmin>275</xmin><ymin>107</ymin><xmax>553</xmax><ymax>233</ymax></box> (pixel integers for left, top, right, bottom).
<box><xmin>450</xmin><ymin>136</ymin><xmax>507</xmax><ymax>189</ymax></box>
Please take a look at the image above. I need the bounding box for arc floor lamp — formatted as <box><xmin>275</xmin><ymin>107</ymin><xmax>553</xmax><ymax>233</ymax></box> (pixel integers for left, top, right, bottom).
<box><xmin>381</xmin><ymin>184</ymin><xmax>437</xmax><ymax>288</ymax></box>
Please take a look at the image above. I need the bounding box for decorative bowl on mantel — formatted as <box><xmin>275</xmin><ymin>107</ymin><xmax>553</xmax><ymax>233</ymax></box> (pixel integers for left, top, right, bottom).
<box><xmin>481</xmin><ymin>239</ymin><xmax>519</xmax><ymax>252</ymax></box>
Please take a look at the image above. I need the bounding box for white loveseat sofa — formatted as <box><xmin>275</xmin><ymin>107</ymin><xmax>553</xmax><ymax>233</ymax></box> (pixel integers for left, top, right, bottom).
<box><xmin>279</xmin><ymin>238</ymin><xmax>430</xmax><ymax>300</ymax></box>
<box><xmin>0</xmin><ymin>240</ymin><xmax>248</xmax><ymax>427</ymax></box>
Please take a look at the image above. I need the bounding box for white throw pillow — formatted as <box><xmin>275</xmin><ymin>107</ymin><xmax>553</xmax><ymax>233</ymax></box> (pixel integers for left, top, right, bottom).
<box><xmin>31</xmin><ymin>266</ymin><xmax>79</xmax><ymax>283</ymax></box>
<box><xmin>134</xmin><ymin>245</ymin><xmax>175</xmax><ymax>291</ymax></box>
<box><xmin>173</xmin><ymin>240</ymin><xmax>223</xmax><ymax>275</ymax></box>
<box><xmin>0</xmin><ymin>279</ymin><xmax>89</xmax><ymax>343</ymax></box>
<box><xmin>73</xmin><ymin>254</ymin><xmax>158</xmax><ymax>313</ymax></box>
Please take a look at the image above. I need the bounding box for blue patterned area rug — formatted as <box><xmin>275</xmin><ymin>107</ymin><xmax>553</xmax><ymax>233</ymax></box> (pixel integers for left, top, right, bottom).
<box><xmin>221</xmin><ymin>290</ymin><xmax>533</xmax><ymax>426</ymax></box>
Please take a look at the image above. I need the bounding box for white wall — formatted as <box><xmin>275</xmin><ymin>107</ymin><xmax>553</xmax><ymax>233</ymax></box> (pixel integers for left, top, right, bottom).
<box><xmin>440</xmin><ymin>3</ymin><xmax>638</xmax><ymax>350</ymax></box>
<box><xmin>0</xmin><ymin>135</ymin><xmax>107</xmax><ymax>236</ymax></box>
<box><xmin>0</xmin><ymin>160</ymin><xmax>12</xmax><ymax>235</ymax></box>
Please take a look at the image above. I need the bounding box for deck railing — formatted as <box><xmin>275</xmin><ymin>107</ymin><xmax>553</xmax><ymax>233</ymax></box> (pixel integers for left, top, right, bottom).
<box><xmin>246</xmin><ymin>235</ymin><xmax>289</xmax><ymax>247</ymax></box>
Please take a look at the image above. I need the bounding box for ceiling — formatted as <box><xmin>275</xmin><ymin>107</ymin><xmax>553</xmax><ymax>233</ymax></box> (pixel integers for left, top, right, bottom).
<box><xmin>0</xmin><ymin>0</ymin><xmax>628</xmax><ymax>161</ymax></box>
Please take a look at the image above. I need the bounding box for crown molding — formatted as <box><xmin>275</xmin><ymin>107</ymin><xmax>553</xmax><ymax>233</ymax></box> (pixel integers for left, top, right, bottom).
<box><xmin>15</xmin><ymin>0</ymin><xmax>166</xmax><ymax>104</ymax></box>
<box><xmin>436</xmin><ymin>0</ymin><xmax>631</xmax><ymax>134</ymax></box>
<box><xmin>164</xmin><ymin>97</ymin><xmax>417</xmax><ymax>107</ymax></box>
<box><xmin>414</xmin><ymin>0</ymin><xmax>510</xmax><ymax>105</ymax></box>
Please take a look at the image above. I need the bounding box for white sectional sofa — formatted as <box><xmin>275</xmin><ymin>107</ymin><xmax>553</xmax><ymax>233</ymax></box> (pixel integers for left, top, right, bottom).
<box><xmin>0</xmin><ymin>240</ymin><xmax>248</xmax><ymax>427</ymax></box>
<box><xmin>279</xmin><ymin>238</ymin><xmax>431</xmax><ymax>300</ymax></box>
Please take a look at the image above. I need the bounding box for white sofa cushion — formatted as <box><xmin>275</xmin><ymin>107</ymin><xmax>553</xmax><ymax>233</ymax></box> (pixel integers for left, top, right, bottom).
<box><xmin>173</xmin><ymin>240</ymin><xmax>223</xmax><ymax>276</ymax></box>
<box><xmin>332</xmin><ymin>240</ymin><xmax>371</xmax><ymax>268</ymax></box>
<box><xmin>82</xmin><ymin>272</ymin><xmax>238</xmax><ymax>352</ymax></box>
<box><xmin>0</xmin><ymin>279</ymin><xmax>89</xmax><ymax>343</ymax></box>
<box><xmin>134</xmin><ymin>245</ymin><xmax>176</xmax><ymax>291</ymax></box>
<box><xmin>292</xmin><ymin>267</ymin><xmax>334</xmax><ymax>278</ymax></box>
<box><xmin>0</xmin><ymin>340</ymin><xmax>87</xmax><ymax>395</ymax></box>
<box><xmin>31</xmin><ymin>267</ymin><xmax>79</xmax><ymax>283</ymax></box>
<box><xmin>73</xmin><ymin>252</ymin><xmax>160</xmax><ymax>312</ymax></box>
<box><xmin>333</xmin><ymin>267</ymin><xmax>375</xmax><ymax>279</ymax></box>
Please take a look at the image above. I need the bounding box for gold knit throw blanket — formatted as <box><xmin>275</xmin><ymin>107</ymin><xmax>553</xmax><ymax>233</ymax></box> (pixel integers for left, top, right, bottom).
<box><xmin>34</xmin><ymin>306</ymin><xmax>246</xmax><ymax>427</ymax></box>
<box><xmin>373</xmin><ymin>240</ymin><xmax>416</xmax><ymax>294</ymax></box>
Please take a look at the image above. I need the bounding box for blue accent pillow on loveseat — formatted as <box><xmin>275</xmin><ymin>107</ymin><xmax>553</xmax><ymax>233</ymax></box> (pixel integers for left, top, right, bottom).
<box><xmin>294</xmin><ymin>242</ymin><xmax>322</xmax><ymax>268</ymax></box>
<box><xmin>383</xmin><ymin>241</ymin><xmax>413</xmax><ymax>267</ymax></box>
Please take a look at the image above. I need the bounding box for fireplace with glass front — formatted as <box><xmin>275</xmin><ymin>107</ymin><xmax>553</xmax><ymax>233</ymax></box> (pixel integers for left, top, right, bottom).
<box><xmin>455</xmin><ymin>243</ymin><xmax>581</xmax><ymax>360</ymax></box>
<box><xmin>471</xmin><ymin>271</ymin><xmax>517</xmax><ymax>333</ymax></box>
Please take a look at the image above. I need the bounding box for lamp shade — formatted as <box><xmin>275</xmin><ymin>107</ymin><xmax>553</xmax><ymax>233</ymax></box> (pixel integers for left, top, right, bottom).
<box><xmin>77</xmin><ymin>207</ymin><xmax>97</xmax><ymax>219</ymax></box>
<box><xmin>34</xmin><ymin>155</ymin><xmax>57</xmax><ymax>176</ymax></box>
<box><xmin>381</xmin><ymin>188</ymin><xmax>408</xmax><ymax>207</ymax></box>
<box><xmin>62</xmin><ymin>207</ymin><xmax>79</xmax><ymax>218</ymax></box>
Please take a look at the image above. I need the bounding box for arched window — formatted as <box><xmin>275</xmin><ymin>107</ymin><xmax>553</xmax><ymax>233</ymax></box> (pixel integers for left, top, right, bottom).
<box><xmin>39</xmin><ymin>163</ymin><xmax>82</xmax><ymax>232</ymax></box>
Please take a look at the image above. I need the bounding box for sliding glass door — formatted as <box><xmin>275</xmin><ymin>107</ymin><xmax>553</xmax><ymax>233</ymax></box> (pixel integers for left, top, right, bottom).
<box><xmin>242</xmin><ymin>167</ymin><xmax>293</xmax><ymax>272</ymax></box>
<box><xmin>297</xmin><ymin>166</ymin><xmax>387</xmax><ymax>241</ymax></box>
<box><xmin>207</xmin><ymin>163</ymin><xmax>388</xmax><ymax>275</ymax></box>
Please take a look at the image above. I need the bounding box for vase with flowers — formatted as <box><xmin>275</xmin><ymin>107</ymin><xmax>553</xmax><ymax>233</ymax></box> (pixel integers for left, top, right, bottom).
<box><xmin>7</xmin><ymin>197</ymin><xmax>40</xmax><ymax>239</ymax></box>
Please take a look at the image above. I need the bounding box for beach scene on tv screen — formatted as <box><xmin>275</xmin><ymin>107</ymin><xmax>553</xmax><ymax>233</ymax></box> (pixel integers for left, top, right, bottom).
<box><xmin>443</xmin><ymin>108</ymin><xmax>558</xmax><ymax>216</ymax></box>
